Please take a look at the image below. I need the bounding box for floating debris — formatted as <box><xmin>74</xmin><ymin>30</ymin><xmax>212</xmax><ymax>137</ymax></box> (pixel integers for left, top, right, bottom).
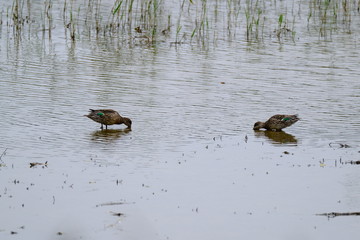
<box><xmin>111</xmin><ymin>212</ymin><xmax>125</xmax><ymax>217</ymax></box>
<box><xmin>329</xmin><ymin>142</ymin><xmax>351</xmax><ymax>148</ymax></box>
<box><xmin>134</xmin><ymin>26</ymin><xmax>142</xmax><ymax>33</ymax></box>
<box><xmin>29</xmin><ymin>161</ymin><xmax>48</xmax><ymax>168</ymax></box>
<box><xmin>346</xmin><ymin>160</ymin><xmax>360</xmax><ymax>165</ymax></box>
<box><xmin>96</xmin><ymin>201</ymin><xmax>130</xmax><ymax>207</ymax></box>
<box><xmin>317</xmin><ymin>212</ymin><xmax>360</xmax><ymax>218</ymax></box>
<box><xmin>192</xmin><ymin>207</ymin><xmax>199</xmax><ymax>213</ymax></box>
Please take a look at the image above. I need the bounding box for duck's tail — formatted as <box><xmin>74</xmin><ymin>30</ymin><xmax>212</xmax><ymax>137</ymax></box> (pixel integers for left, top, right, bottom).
<box><xmin>84</xmin><ymin>109</ymin><xmax>94</xmax><ymax>117</ymax></box>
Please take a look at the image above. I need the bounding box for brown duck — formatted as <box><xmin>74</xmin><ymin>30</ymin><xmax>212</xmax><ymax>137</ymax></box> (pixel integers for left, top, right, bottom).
<box><xmin>85</xmin><ymin>109</ymin><xmax>132</xmax><ymax>130</ymax></box>
<box><xmin>253</xmin><ymin>114</ymin><xmax>299</xmax><ymax>131</ymax></box>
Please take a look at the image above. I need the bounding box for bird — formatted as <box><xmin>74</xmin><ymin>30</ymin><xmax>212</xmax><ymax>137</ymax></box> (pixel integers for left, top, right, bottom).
<box><xmin>253</xmin><ymin>114</ymin><xmax>299</xmax><ymax>131</ymax></box>
<box><xmin>85</xmin><ymin>109</ymin><xmax>132</xmax><ymax>130</ymax></box>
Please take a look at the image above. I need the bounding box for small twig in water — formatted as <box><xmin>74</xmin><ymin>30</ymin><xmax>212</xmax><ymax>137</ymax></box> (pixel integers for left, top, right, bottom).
<box><xmin>0</xmin><ymin>148</ymin><xmax>8</xmax><ymax>163</ymax></box>
<box><xmin>317</xmin><ymin>212</ymin><xmax>360</xmax><ymax>218</ymax></box>
<box><xmin>329</xmin><ymin>142</ymin><xmax>351</xmax><ymax>148</ymax></box>
<box><xmin>29</xmin><ymin>161</ymin><xmax>48</xmax><ymax>168</ymax></box>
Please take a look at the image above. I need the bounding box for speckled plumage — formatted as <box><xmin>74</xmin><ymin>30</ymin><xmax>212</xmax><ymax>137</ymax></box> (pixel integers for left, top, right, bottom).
<box><xmin>253</xmin><ymin>114</ymin><xmax>299</xmax><ymax>131</ymax></box>
<box><xmin>85</xmin><ymin>109</ymin><xmax>132</xmax><ymax>130</ymax></box>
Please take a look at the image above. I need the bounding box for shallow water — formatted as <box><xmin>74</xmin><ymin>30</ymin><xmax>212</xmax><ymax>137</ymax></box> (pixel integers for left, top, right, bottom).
<box><xmin>1</xmin><ymin>0</ymin><xmax>360</xmax><ymax>239</ymax></box>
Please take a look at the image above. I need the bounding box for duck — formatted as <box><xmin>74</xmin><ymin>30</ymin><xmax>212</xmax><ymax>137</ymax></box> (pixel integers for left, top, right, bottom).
<box><xmin>253</xmin><ymin>114</ymin><xmax>299</xmax><ymax>131</ymax></box>
<box><xmin>85</xmin><ymin>109</ymin><xmax>132</xmax><ymax>130</ymax></box>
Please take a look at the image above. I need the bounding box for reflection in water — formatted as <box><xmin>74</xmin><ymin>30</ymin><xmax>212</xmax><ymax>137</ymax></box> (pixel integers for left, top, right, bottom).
<box><xmin>254</xmin><ymin>130</ymin><xmax>298</xmax><ymax>145</ymax></box>
<box><xmin>90</xmin><ymin>128</ymin><xmax>131</xmax><ymax>142</ymax></box>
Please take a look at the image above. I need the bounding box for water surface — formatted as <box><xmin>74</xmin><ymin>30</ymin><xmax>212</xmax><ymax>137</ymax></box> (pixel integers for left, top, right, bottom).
<box><xmin>1</xmin><ymin>0</ymin><xmax>360</xmax><ymax>239</ymax></box>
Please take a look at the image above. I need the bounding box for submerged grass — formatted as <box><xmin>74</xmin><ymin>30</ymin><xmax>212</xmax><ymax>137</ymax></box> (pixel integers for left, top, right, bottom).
<box><xmin>3</xmin><ymin>0</ymin><xmax>360</xmax><ymax>48</ymax></box>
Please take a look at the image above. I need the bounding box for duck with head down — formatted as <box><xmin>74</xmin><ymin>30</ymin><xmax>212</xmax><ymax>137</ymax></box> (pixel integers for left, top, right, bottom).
<box><xmin>85</xmin><ymin>109</ymin><xmax>132</xmax><ymax>130</ymax></box>
<box><xmin>253</xmin><ymin>114</ymin><xmax>299</xmax><ymax>131</ymax></box>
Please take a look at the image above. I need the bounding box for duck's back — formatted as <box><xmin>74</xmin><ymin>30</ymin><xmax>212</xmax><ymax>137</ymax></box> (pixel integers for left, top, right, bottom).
<box><xmin>265</xmin><ymin>114</ymin><xmax>299</xmax><ymax>130</ymax></box>
<box><xmin>87</xmin><ymin>109</ymin><xmax>122</xmax><ymax>125</ymax></box>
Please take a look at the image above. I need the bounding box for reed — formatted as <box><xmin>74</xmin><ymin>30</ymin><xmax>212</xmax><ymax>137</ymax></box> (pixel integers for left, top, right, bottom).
<box><xmin>69</xmin><ymin>7</ymin><xmax>76</xmax><ymax>40</ymax></box>
<box><xmin>173</xmin><ymin>0</ymin><xmax>187</xmax><ymax>45</ymax></box>
<box><xmin>189</xmin><ymin>0</ymin><xmax>209</xmax><ymax>47</ymax></box>
<box><xmin>307</xmin><ymin>0</ymin><xmax>358</xmax><ymax>38</ymax></box>
<box><xmin>2</xmin><ymin>0</ymin><xmax>360</xmax><ymax>47</ymax></box>
<box><xmin>41</xmin><ymin>0</ymin><xmax>53</xmax><ymax>39</ymax></box>
<box><xmin>227</xmin><ymin>0</ymin><xmax>236</xmax><ymax>38</ymax></box>
<box><xmin>11</xmin><ymin>0</ymin><xmax>21</xmax><ymax>34</ymax></box>
<box><xmin>245</xmin><ymin>0</ymin><xmax>265</xmax><ymax>42</ymax></box>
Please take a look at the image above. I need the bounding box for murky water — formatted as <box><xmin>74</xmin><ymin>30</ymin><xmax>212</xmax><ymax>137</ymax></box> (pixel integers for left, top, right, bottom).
<box><xmin>1</xmin><ymin>1</ymin><xmax>360</xmax><ymax>239</ymax></box>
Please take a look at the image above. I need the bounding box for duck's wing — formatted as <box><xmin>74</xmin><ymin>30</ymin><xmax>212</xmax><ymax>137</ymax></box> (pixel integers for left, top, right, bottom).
<box><xmin>99</xmin><ymin>109</ymin><xmax>122</xmax><ymax>119</ymax></box>
<box><xmin>269</xmin><ymin>114</ymin><xmax>299</xmax><ymax>122</ymax></box>
<box><xmin>88</xmin><ymin>109</ymin><xmax>103</xmax><ymax>116</ymax></box>
<box><xmin>266</xmin><ymin>115</ymin><xmax>299</xmax><ymax>129</ymax></box>
<box><xmin>268</xmin><ymin>114</ymin><xmax>287</xmax><ymax>122</ymax></box>
<box><xmin>89</xmin><ymin>109</ymin><xmax>118</xmax><ymax>116</ymax></box>
<box><xmin>281</xmin><ymin>114</ymin><xmax>299</xmax><ymax>122</ymax></box>
<box><xmin>100</xmin><ymin>109</ymin><xmax>118</xmax><ymax>114</ymax></box>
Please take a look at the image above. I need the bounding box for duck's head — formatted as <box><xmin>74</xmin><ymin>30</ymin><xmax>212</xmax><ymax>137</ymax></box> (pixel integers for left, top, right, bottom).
<box><xmin>123</xmin><ymin>117</ymin><xmax>132</xmax><ymax>129</ymax></box>
<box><xmin>253</xmin><ymin>121</ymin><xmax>265</xmax><ymax>130</ymax></box>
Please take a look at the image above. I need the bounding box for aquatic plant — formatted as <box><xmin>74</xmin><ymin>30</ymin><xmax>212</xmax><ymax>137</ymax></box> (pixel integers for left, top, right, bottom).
<box><xmin>275</xmin><ymin>13</ymin><xmax>295</xmax><ymax>41</ymax></box>
<box><xmin>244</xmin><ymin>0</ymin><xmax>266</xmax><ymax>42</ymax></box>
<box><xmin>307</xmin><ymin>0</ymin><xmax>358</xmax><ymax>38</ymax></box>
<box><xmin>189</xmin><ymin>0</ymin><xmax>210</xmax><ymax>48</ymax></box>
<box><xmin>41</xmin><ymin>0</ymin><xmax>53</xmax><ymax>39</ymax></box>
<box><xmin>3</xmin><ymin>0</ymin><xmax>360</xmax><ymax>47</ymax></box>
<box><xmin>10</xmin><ymin>0</ymin><xmax>23</xmax><ymax>36</ymax></box>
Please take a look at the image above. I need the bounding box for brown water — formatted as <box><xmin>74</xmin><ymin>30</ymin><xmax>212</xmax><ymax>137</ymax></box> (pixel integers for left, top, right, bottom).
<box><xmin>1</xmin><ymin>1</ymin><xmax>360</xmax><ymax>239</ymax></box>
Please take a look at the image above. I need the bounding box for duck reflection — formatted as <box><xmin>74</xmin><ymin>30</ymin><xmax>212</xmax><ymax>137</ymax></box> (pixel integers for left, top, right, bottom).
<box><xmin>90</xmin><ymin>128</ymin><xmax>131</xmax><ymax>142</ymax></box>
<box><xmin>254</xmin><ymin>130</ymin><xmax>298</xmax><ymax>145</ymax></box>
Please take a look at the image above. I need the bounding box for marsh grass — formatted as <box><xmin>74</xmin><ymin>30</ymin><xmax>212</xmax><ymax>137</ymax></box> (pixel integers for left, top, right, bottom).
<box><xmin>189</xmin><ymin>0</ymin><xmax>210</xmax><ymax>48</ymax></box>
<box><xmin>307</xmin><ymin>0</ymin><xmax>359</xmax><ymax>38</ymax></box>
<box><xmin>245</xmin><ymin>0</ymin><xmax>266</xmax><ymax>42</ymax></box>
<box><xmin>11</xmin><ymin>0</ymin><xmax>22</xmax><ymax>35</ymax></box>
<box><xmin>3</xmin><ymin>0</ymin><xmax>360</xmax><ymax>48</ymax></box>
<box><xmin>42</xmin><ymin>0</ymin><xmax>53</xmax><ymax>39</ymax></box>
<box><xmin>225</xmin><ymin>0</ymin><xmax>241</xmax><ymax>40</ymax></box>
<box><xmin>274</xmin><ymin>13</ymin><xmax>296</xmax><ymax>41</ymax></box>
